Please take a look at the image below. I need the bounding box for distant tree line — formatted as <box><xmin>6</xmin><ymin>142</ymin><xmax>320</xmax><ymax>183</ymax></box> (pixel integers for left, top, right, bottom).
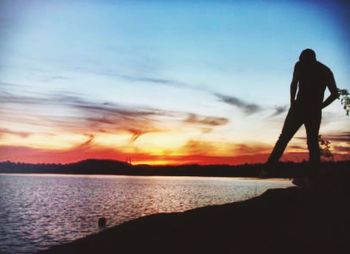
<box><xmin>0</xmin><ymin>158</ymin><xmax>349</xmax><ymax>178</ymax></box>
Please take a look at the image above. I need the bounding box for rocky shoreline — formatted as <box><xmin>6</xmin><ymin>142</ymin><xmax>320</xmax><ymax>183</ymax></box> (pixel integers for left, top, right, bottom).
<box><xmin>41</xmin><ymin>172</ymin><xmax>350</xmax><ymax>254</ymax></box>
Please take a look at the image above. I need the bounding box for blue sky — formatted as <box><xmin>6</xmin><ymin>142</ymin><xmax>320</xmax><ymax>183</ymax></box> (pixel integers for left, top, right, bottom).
<box><xmin>0</xmin><ymin>0</ymin><xmax>349</xmax><ymax>163</ymax></box>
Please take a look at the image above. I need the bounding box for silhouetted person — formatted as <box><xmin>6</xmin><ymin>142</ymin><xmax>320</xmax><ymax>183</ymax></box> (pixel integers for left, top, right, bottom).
<box><xmin>262</xmin><ymin>49</ymin><xmax>339</xmax><ymax>180</ymax></box>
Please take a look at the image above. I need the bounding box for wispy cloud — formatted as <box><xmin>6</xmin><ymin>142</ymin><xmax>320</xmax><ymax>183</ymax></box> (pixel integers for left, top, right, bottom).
<box><xmin>184</xmin><ymin>113</ymin><xmax>229</xmax><ymax>126</ymax></box>
<box><xmin>1</xmin><ymin>90</ymin><xmax>229</xmax><ymax>144</ymax></box>
<box><xmin>120</xmin><ymin>75</ymin><xmax>190</xmax><ymax>88</ymax></box>
<box><xmin>296</xmin><ymin>132</ymin><xmax>350</xmax><ymax>143</ymax></box>
<box><xmin>39</xmin><ymin>75</ymin><xmax>71</xmax><ymax>82</ymax></box>
<box><xmin>77</xmin><ymin>65</ymin><xmax>192</xmax><ymax>90</ymax></box>
<box><xmin>233</xmin><ymin>143</ymin><xmax>271</xmax><ymax>155</ymax></box>
<box><xmin>0</xmin><ymin>91</ymin><xmax>165</xmax><ymax>141</ymax></box>
<box><xmin>214</xmin><ymin>93</ymin><xmax>262</xmax><ymax>115</ymax></box>
<box><xmin>0</xmin><ymin>128</ymin><xmax>32</xmax><ymax>138</ymax></box>
<box><xmin>55</xmin><ymin>93</ymin><xmax>163</xmax><ymax>118</ymax></box>
<box><xmin>323</xmin><ymin>132</ymin><xmax>350</xmax><ymax>143</ymax></box>
<box><xmin>77</xmin><ymin>134</ymin><xmax>95</xmax><ymax>148</ymax></box>
<box><xmin>333</xmin><ymin>146</ymin><xmax>350</xmax><ymax>152</ymax></box>
<box><xmin>289</xmin><ymin>145</ymin><xmax>306</xmax><ymax>150</ymax></box>
<box><xmin>181</xmin><ymin>139</ymin><xmax>219</xmax><ymax>155</ymax></box>
<box><xmin>270</xmin><ymin>105</ymin><xmax>288</xmax><ymax>117</ymax></box>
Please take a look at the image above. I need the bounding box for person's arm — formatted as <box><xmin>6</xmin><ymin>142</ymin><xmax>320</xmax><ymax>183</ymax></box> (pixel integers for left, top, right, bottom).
<box><xmin>322</xmin><ymin>70</ymin><xmax>339</xmax><ymax>109</ymax></box>
<box><xmin>290</xmin><ymin>63</ymin><xmax>299</xmax><ymax>106</ymax></box>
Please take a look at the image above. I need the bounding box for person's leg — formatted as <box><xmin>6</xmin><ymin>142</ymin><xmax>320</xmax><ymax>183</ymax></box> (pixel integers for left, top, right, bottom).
<box><xmin>305</xmin><ymin>111</ymin><xmax>322</xmax><ymax>178</ymax></box>
<box><xmin>266</xmin><ymin>106</ymin><xmax>303</xmax><ymax>166</ymax></box>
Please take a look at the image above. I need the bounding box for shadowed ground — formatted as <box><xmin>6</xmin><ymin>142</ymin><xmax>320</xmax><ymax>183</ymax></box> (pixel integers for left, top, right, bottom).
<box><xmin>40</xmin><ymin>171</ymin><xmax>350</xmax><ymax>254</ymax></box>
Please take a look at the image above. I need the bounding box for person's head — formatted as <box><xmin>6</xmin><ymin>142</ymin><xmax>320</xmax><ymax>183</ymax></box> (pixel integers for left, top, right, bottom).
<box><xmin>299</xmin><ymin>49</ymin><xmax>316</xmax><ymax>63</ymax></box>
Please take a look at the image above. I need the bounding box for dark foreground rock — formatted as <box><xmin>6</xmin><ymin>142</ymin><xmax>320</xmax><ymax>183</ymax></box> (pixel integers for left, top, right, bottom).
<box><xmin>41</xmin><ymin>172</ymin><xmax>350</xmax><ymax>254</ymax></box>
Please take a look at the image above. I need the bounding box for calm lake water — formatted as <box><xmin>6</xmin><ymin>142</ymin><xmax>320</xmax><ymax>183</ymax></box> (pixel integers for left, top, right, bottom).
<box><xmin>0</xmin><ymin>174</ymin><xmax>292</xmax><ymax>253</ymax></box>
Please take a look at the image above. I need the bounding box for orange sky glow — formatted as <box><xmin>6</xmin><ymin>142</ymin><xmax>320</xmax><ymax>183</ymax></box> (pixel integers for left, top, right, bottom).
<box><xmin>1</xmin><ymin>1</ymin><xmax>349</xmax><ymax>165</ymax></box>
<box><xmin>1</xmin><ymin>128</ymin><xmax>349</xmax><ymax>165</ymax></box>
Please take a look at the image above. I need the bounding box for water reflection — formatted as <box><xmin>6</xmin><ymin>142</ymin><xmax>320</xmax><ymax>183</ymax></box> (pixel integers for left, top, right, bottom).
<box><xmin>0</xmin><ymin>174</ymin><xmax>292</xmax><ymax>253</ymax></box>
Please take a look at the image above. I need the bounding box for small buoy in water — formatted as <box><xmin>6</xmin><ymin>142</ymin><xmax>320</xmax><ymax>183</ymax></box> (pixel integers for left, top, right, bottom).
<box><xmin>98</xmin><ymin>217</ymin><xmax>106</xmax><ymax>228</ymax></box>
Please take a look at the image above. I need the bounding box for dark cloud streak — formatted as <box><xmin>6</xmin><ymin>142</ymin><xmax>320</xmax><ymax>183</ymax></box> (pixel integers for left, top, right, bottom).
<box><xmin>270</xmin><ymin>105</ymin><xmax>288</xmax><ymax>117</ymax></box>
<box><xmin>120</xmin><ymin>75</ymin><xmax>189</xmax><ymax>88</ymax></box>
<box><xmin>1</xmin><ymin>91</ymin><xmax>229</xmax><ymax>142</ymax></box>
<box><xmin>296</xmin><ymin>132</ymin><xmax>350</xmax><ymax>143</ymax></box>
<box><xmin>215</xmin><ymin>93</ymin><xmax>262</xmax><ymax>115</ymax></box>
<box><xmin>184</xmin><ymin>113</ymin><xmax>229</xmax><ymax>127</ymax></box>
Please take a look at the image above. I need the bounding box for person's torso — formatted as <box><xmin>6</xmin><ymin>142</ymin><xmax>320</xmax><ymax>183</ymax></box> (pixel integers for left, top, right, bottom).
<box><xmin>295</xmin><ymin>61</ymin><xmax>330</xmax><ymax>111</ymax></box>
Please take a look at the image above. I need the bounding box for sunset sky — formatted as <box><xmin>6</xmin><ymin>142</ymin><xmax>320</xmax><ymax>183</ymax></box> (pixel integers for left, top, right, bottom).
<box><xmin>0</xmin><ymin>0</ymin><xmax>349</xmax><ymax>165</ymax></box>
